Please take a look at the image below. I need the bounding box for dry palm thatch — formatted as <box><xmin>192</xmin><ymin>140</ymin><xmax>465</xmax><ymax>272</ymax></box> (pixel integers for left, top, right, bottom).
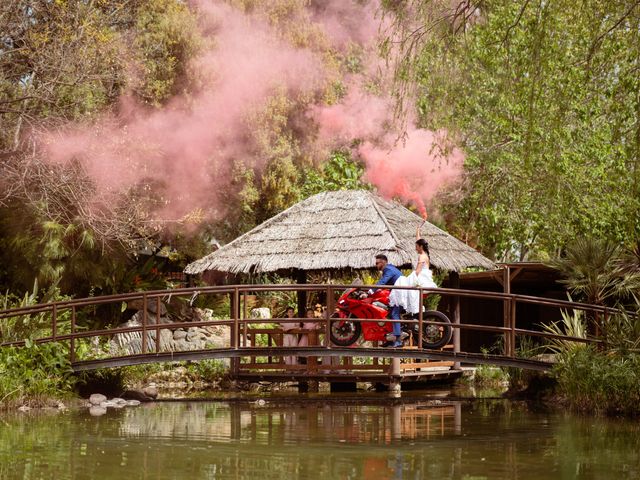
<box><xmin>185</xmin><ymin>190</ymin><xmax>494</xmax><ymax>275</ymax></box>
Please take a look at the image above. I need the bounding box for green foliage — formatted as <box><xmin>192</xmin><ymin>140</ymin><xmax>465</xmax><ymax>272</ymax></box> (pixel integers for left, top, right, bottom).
<box><xmin>0</xmin><ymin>342</ymin><xmax>75</xmax><ymax>408</ymax></box>
<box><xmin>388</xmin><ymin>0</ymin><xmax>640</xmax><ymax>259</ymax></box>
<box><xmin>554</xmin><ymin>347</ymin><xmax>640</xmax><ymax>416</ymax></box>
<box><xmin>601</xmin><ymin>307</ymin><xmax>640</xmax><ymax>354</ymax></box>
<box><xmin>474</xmin><ymin>362</ymin><xmax>509</xmax><ymax>388</ymax></box>
<box><xmin>549</xmin><ymin>238</ymin><xmax>640</xmax><ymax>307</ymax></box>
<box><xmin>133</xmin><ymin>0</ymin><xmax>201</xmax><ymax>104</ymax></box>
<box><xmin>186</xmin><ymin>359</ymin><xmax>228</xmax><ymax>381</ymax></box>
<box><xmin>540</xmin><ymin>306</ymin><xmax>589</xmax><ymax>357</ymax></box>
<box><xmin>1</xmin><ymin>280</ymin><xmax>73</xmax><ymax>343</ymax></box>
<box><xmin>119</xmin><ymin>360</ymin><xmax>228</xmax><ymax>385</ymax></box>
<box><xmin>302</xmin><ymin>150</ymin><xmax>369</xmax><ymax>196</ymax></box>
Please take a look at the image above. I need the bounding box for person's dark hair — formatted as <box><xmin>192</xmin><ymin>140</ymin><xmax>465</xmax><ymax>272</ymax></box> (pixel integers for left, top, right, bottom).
<box><xmin>285</xmin><ymin>306</ymin><xmax>295</xmax><ymax>313</ymax></box>
<box><xmin>416</xmin><ymin>239</ymin><xmax>430</xmax><ymax>257</ymax></box>
<box><xmin>375</xmin><ymin>254</ymin><xmax>388</xmax><ymax>262</ymax></box>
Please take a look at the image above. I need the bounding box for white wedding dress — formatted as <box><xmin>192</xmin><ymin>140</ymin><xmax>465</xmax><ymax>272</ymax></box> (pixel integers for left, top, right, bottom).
<box><xmin>389</xmin><ymin>264</ymin><xmax>437</xmax><ymax>314</ymax></box>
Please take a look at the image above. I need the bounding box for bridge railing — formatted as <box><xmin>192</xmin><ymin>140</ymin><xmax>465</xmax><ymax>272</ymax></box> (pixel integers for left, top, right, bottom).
<box><xmin>0</xmin><ymin>283</ymin><xmax>617</xmax><ymax>369</ymax></box>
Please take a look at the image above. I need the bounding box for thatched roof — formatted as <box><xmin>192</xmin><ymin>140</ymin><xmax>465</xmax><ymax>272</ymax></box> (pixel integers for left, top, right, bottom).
<box><xmin>185</xmin><ymin>190</ymin><xmax>495</xmax><ymax>275</ymax></box>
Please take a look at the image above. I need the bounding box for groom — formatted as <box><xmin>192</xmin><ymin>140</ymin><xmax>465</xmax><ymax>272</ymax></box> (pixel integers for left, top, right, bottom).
<box><xmin>373</xmin><ymin>254</ymin><xmax>405</xmax><ymax>347</ymax></box>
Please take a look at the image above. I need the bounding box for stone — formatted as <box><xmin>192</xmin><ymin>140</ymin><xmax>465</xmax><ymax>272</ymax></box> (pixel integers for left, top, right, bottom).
<box><xmin>89</xmin><ymin>406</ymin><xmax>107</xmax><ymax>417</ymax></box>
<box><xmin>89</xmin><ymin>393</ymin><xmax>107</xmax><ymax>406</ymax></box>
<box><xmin>126</xmin><ymin>400</ymin><xmax>141</xmax><ymax>407</ymax></box>
<box><xmin>142</xmin><ymin>384</ymin><xmax>158</xmax><ymax>399</ymax></box>
<box><xmin>127</xmin><ymin>299</ymin><xmax>168</xmax><ymax>316</ymax></box>
<box><xmin>155</xmin><ymin>329</ymin><xmax>175</xmax><ymax>351</ymax></box>
<box><xmin>99</xmin><ymin>401</ymin><xmax>116</xmax><ymax>408</ymax></box>
<box><xmin>173</xmin><ymin>329</ymin><xmax>187</xmax><ymax>340</ymax></box>
<box><xmin>186</xmin><ymin>330</ymin><xmax>201</xmax><ymax>341</ymax></box>
<box><xmin>122</xmin><ymin>389</ymin><xmax>154</xmax><ymax>402</ymax></box>
<box><xmin>251</xmin><ymin>308</ymin><xmax>271</xmax><ymax>319</ymax></box>
<box><xmin>17</xmin><ymin>405</ymin><xmax>30</xmax><ymax>412</ymax></box>
<box><xmin>173</xmin><ymin>339</ymin><xmax>192</xmax><ymax>351</ymax></box>
<box><xmin>111</xmin><ymin>397</ymin><xmax>127</xmax><ymax>405</ymax></box>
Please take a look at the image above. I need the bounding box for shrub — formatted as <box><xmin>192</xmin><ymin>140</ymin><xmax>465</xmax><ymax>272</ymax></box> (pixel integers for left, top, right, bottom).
<box><xmin>554</xmin><ymin>347</ymin><xmax>640</xmax><ymax>416</ymax></box>
<box><xmin>0</xmin><ymin>341</ymin><xmax>75</xmax><ymax>408</ymax></box>
<box><xmin>474</xmin><ymin>364</ymin><xmax>509</xmax><ymax>388</ymax></box>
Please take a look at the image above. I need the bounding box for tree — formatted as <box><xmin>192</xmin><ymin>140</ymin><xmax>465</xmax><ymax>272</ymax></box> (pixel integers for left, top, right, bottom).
<box><xmin>302</xmin><ymin>150</ymin><xmax>369</xmax><ymax>196</ymax></box>
<box><xmin>384</xmin><ymin>0</ymin><xmax>640</xmax><ymax>260</ymax></box>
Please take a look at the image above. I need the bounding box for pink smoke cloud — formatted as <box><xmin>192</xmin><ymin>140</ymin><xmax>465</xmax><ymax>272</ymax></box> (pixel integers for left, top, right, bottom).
<box><xmin>309</xmin><ymin>2</ymin><xmax>465</xmax><ymax>218</ymax></box>
<box><xmin>359</xmin><ymin>130</ymin><xmax>464</xmax><ymax>219</ymax></box>
<box><xmin>41</xmin><ymin>1</ymin><xmax>323</xmax><ymax>224</ymax></box>
<box><xmin>312</xmin><ymin>84</ymin><xmax>465</xmax><ymax>218</ymax></box>
<box><xmin>312</xmin><ymin>85</ymin><xmax>389</xmax><ymax>144</ymax></box>
<box><xmin>309</xmin><ymin>0</ymin><xmax>381</xmax><ymax>48</ymax></box>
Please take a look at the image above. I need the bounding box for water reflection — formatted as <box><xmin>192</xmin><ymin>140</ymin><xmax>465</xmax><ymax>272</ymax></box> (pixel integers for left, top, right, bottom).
<box><xmin>1</xmin><ymin>398</ymin><xmax>639</xmax><ymax>479</ymax></box>
<box><xmin>106</xmin><ymin>401</ymin><xmax>461</xmax><ymax>452</ymax></box>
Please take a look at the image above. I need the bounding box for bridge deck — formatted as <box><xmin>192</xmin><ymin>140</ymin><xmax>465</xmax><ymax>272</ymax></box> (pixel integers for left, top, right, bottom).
<box><xmin>71</xmin><ymin>346</ymin><xmax>553</xmax><ymax>372</ymax></box>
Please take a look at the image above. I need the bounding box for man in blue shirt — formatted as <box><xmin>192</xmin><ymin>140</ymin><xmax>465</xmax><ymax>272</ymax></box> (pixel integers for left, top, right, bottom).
<box><xmin>374</xmin><ymin>254</ymin><xmax>405</xmax><ymax>347</ymax></box>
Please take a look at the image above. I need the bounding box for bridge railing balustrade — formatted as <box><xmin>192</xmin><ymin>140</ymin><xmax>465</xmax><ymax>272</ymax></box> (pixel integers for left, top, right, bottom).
<box><xmin>0</xmin><ymin>283</ymin><xmax>616</xmax><ymax>370</ymax></box>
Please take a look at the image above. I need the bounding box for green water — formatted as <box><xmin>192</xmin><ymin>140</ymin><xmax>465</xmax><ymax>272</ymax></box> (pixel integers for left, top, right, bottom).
<box><xmin>1</xmin><ymin>394</ymin><xmax>639</xmax><ymax>479</ymax></box>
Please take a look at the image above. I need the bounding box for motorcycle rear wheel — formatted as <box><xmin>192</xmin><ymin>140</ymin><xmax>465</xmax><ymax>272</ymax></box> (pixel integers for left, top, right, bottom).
<box><xmin>416</xmin><ymin>310</ymin><xmax>453</xmax><ymax>350</ymax></box>
<box><xmin>329</xmin><ymin>313</ymin><xmax>362</xmax><ymax>346</ymax></box>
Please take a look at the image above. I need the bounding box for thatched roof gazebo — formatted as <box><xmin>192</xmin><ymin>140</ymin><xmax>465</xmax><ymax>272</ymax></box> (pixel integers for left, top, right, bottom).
<box><xmin>186</xmin><ymin>190</ymin><xmax>494</xmax><ymax>276</ymax></box>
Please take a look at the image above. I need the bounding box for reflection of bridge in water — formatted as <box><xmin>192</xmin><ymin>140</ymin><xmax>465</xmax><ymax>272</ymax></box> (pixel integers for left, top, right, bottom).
<box><xmin>0</xmin><ymin>284</ymin><xmax>607</xmax><ymax>389</ymax></box>
<box><xmin>5</xmin><ymin>397</ymin><xmax>635</xmax><ymax>479</ymax></box>
<box><xmin>116</xmin><ymin>399</ymin><xmax>462</xmax><ymax>444</ymax></box>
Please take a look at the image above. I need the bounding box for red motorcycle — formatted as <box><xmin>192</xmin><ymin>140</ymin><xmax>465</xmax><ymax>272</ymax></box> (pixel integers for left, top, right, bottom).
<box><xmin>329</xmin><ymin>287</ymin><xmax>453</xmax><ymax>349</ymax></box>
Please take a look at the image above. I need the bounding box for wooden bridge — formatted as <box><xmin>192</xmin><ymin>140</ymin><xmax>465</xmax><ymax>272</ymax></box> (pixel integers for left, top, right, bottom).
<box><xmin>0</xmin><ymin>284</ymin><xmax>607</xmax><ymax>389</ymax></box>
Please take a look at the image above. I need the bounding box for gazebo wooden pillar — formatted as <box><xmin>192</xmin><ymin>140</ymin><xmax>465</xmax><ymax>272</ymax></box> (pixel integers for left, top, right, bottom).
<box><xmin>449</xmin><ymin>271</ymin><xmax>461</xmax><ymax>370</ymax></box>
<box><xmin>296</xmin><ymin>269</ymin><xmax>307</xmax><ymax>316</ymax></box>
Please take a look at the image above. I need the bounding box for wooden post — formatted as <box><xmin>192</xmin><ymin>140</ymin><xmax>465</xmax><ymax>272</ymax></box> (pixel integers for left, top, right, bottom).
<box><xmin>242</xmin><ymin>291</ymin><xmax>248</xmax><ymax>347</ymax></box>
<box><xmin>389</xmin><ymin>357</ymin><xmax>401</xmax><ymax>393</ymax></box>
<box><xmin>418</xmin><ymin>288</ymin><xmax>424</xmax><ymax>348</ymax></box>
<box><xmin>509</xmin><ymin>297</ymin><xmax>517</xmax><ymax>357</ymax></box>
<box><xmin>449</xmin><ymin>271</ymin><xmax>461</xmax><ymax>370</ymax></box>
<box><xmin>325</xmin><ymin>285</ymin><xmax>333</xmax><ymax>348</ymax></box>
<box><xmin>70</xmin><ymin>306</ymin><xmax>76</xmax><ymax>364</ymax></box>
<box><xmin>296</xmin><ymin>269</ymin><xmax>307</xmax><ymax>317</ymax></box>
<box><xmin>502</xmin><ymin>266</ymin><xmax>511</xmax><ymax>357</ymax></box>
<box><xmin>155</xmin><ymin>297</ymin><xmax>161</xmax><ymax>353</ymax></box>
<box><xmin>51</xmin><ymin>303</ymin><xmax>57</xmax><ymax>341</ymax></box>
<box><xmin>230</xmin><ymin>288</ymin><xmax>240</xmax><ymax>376</ymax></box>
<box><xmin>142</xmin><ymin>294</ymin><xmax>148</xmax><ymax>354</ymax></box>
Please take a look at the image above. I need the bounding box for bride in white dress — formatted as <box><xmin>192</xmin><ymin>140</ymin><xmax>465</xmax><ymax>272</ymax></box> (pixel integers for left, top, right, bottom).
<box><xmin>389</xmin><ymin>222</ymin><xmax>438</xmax><ymax>314</ymax></box>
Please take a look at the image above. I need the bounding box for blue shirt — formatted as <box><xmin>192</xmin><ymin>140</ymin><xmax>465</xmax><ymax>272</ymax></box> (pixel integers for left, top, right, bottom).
<box><xmin>377</xmin><ymin>264</ymin><xmax>402</xmax><ymax>286</ymax></box>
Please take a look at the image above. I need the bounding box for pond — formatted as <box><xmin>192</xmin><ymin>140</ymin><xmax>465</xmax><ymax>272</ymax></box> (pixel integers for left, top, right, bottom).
<box><xmin>2</xmin><ymin>391</ymin><xmax>639</xmax><ymax>479</ymax></box>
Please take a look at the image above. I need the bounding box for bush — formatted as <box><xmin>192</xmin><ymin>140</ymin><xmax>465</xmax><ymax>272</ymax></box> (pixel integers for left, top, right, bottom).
<box><xmin>554</xmin><ymin>347</ymin><xmax>640</xmax><ymax>416</ymax></box>
<box><xmin>474</xmin><ymin>364</ymin><xmax>509</xmax><ymax>388</ymax></box>
<box><xmin>0</xmin><ymin>341</ymin><xmax>76</xmax><ymax>408</ymax></box>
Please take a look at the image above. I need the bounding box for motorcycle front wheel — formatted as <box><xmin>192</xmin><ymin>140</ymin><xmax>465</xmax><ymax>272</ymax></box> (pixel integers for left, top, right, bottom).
<box><xmin>329</xmin><ymin>313</ymin><xmax>362</xmax><ymax>347</ymax></box>
<box><xmin>416</xmin><ymin>310</ymin><xmax>453</xmax><ymax>349</ymax></box>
